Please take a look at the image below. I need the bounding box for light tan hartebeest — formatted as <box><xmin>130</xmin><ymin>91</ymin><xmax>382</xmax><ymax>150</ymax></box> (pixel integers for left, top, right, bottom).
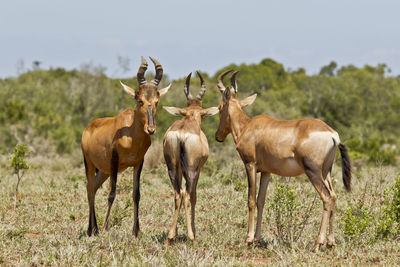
<box><xmin>162</xmin><ymin>72</ymin><xmax>218</xmax><ymax>243</ymax></box>
<box><xmin>81</xmin><ymin>57</ymin><xmax>171</xmax><ymax>236</ymax></box>
<box><xmin>215</xmin><ymin>70</ymin><xmax>351</xmax><ymax>252</ymax></box>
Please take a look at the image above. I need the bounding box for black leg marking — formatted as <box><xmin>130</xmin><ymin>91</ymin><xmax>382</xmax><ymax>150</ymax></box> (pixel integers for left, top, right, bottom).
<box><xmin>133</xmin><ymin>160</ymin><xmax>143</xmax><ymax>237</ymax></box>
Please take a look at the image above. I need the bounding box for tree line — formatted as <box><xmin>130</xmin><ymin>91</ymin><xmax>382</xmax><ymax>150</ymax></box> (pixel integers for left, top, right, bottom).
<box><xmin>0</xmin><ymin>59</ymin><xmax>398</xmax><ymax>164</ymax></box>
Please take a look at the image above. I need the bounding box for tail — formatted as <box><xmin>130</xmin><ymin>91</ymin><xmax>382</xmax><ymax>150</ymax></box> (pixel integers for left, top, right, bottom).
<box><xmin>339</xmin><ymin>143</ymin><xmax>352</xmax><ymax>192</ymax></box>
<box><xmin>179</xmin><ymin>141</ymin><xmax>189</xmax><ymax>179</ymax></box>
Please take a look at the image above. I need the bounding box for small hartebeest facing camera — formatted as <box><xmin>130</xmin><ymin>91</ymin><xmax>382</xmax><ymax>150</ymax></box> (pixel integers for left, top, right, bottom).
<box><xmin>81</xmin><ymin>57</ymin><xmax>170</xmax><ymax>237</ymax></box>
<box><xmin>215</xmin><ymin>70</ymin><xmax>351</xmax><ymax>252</ymax></box>
<box><xmin>162</xmin><ymin>71</ymin><xmax>218</xmax><ymax>243</ymax></box>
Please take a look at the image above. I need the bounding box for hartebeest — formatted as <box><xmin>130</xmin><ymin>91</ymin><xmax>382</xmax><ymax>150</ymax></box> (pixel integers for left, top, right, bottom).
<box><xmin>163</xmin><ymin>72</ymin><xmax>218</xmax><ymax>243</ymax></box>
<box><xmin>81</xmin><ymin>57</ymin><xmax>171</xmax><ymax>236</ymax></box>
<box><xmin>215</xmin><ymin>70</ymin><xmax>351</xmax><ymax>252</ymax></box>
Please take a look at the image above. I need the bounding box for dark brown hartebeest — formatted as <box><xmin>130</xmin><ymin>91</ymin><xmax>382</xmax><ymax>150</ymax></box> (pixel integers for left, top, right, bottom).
<box><xmin>82</xmin><ymin>57</ymin><xmax>170</xmax><ymax>236</ymax></box>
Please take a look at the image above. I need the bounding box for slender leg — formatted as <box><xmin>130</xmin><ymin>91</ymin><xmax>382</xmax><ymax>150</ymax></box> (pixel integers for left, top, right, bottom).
<box><xmin>183</xmin><ymin>170</ymin><xmax>198</xmax><ymax>241</ymax></box>
<box><xmin>244</xmin><ymin>162</ymin><xmax>257</xmax><ymax>244</ymax></box>
<box><xmin>103</xmin><ymin>150</ymin><xmax>119</xmax><ymax>231</ymax></box>
<box><xmin>166</xmin><ymin>160</ymin><xmax>183</xmax><ymax>243</ymax></box>
<box><xmin>184</xmin><ymin>171</ymin><xmax>199</xmax><ymax>241</ymax></box>
<box><xmin>92</xmin><ymin>171</ymin><xmax>109</xmax><ymax>234</ymax></box>
<box><xmin>132</xmin><ymin>160</ymin><xmax>144</xmax><ymax>237</ymax></box>
<box><xmin>255</xmin><ymin>172</ymin><xmax>270</xmax><ymax>241</ymax></box>
<box><xmin>84</xmin><ymin>157</ymin><xmax>99</xmax><ymax>236</ymax></box>
<box><xmin>326</xmin><ymin>172</ymin><xmax>337</xmax><ymax>248</ymax></box>
<box><xmin>303</xmin><ymin>157</ymin><xmax>331</xmax><ymax>252</ymax></box>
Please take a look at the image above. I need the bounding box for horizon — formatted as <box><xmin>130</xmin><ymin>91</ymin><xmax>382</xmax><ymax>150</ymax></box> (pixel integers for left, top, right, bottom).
<box><xmin>4</xmin><ymin>57</ymin><xmax>396</xmax><ymax>81</ymax></box>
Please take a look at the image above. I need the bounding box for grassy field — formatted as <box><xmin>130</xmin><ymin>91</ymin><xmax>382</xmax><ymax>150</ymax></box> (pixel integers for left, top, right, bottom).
<box><xmin>1</xmin><ymin>143</ymin><xmax>399</xmax><ymax>266</ymax></box>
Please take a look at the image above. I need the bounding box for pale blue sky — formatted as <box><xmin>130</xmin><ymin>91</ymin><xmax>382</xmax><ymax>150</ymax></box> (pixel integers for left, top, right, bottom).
<box><xmin>1</xmin><ymin>0</ymin><xmax>400</xmax><ymax>79</ymax></box>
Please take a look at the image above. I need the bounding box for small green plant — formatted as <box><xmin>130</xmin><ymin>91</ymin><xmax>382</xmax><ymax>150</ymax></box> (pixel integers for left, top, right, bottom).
<box><xmin>268</xmin><ymin>181</ymin><xmax>316</xmax><ymax>247</ymax></box>
<box><xmin>10</xmin><ymin>144</ymin><xmax>30</xmax><ymax>207</ymax></box>
<box><xmin>393</xmin><ymin>177</ymin><xmax>400</xmax><ymax>223</ymax></box>
<box><xmin>343</xmin><ymin>205</ymin><xmax>372</xmax><ymax>239</ymax></box>
<box><xmin>376</xmin><ymin>177</ymin><xmax>400</xmax><ymax>239</ymax></box>
<box><xmin>342</xmin><ymin>178</ymin><xmax>375</xmax><ymax>242</ymax></box>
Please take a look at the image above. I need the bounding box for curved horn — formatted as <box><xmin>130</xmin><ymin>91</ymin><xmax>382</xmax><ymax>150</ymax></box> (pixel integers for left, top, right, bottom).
<box><xmin>217</xmin><ymin>69</ymin><xmax>233</xmax><ymax>93</ymax></box>
<box><xmin>149</xmin><ymin>56</ymin><xmax>163</xmax><ymax>86</ymax></box>
<box><xmin>137</xmin><ymin>56</ymin><xmax>148</xmax><ymax>86</ymax></box>
<box><xmin>230</xmin><ymin>71</ymin><xmax>239</xmax><ymax>94</ymax></box>
<box><xmin>196</xmin><ymin>71</ymin><xmax>206</xmax><ymax>100</ymax></box>
<box><xmin>183</xmin><ymin>72</ymin><xmax>193</xmax><ymax>100</ymax></box>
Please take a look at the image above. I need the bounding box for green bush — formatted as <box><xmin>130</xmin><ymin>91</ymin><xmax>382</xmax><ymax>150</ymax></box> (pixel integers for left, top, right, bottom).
<box><xmin>376</xmin><ymin>178</ymin><xmax>400</xmax><ymax>238</ymax></box>
<box><xmin>267</xmin><ymin>181</ymin><xmax>316</xmax><ymax>247</ymax></box>
<box><xmin>393</xmin><ymin>178</ymin><xmax>400</xmax><ymax>223</ymax></box>
<box><xmin>343</xmin><ymin>205</ymin><xmax>372</xmax><ymax>239</ymax></box>
<box><xmin>347</xmin><ymin>136</ymin><xmax>397</xmax><ymax>165</ymax></box>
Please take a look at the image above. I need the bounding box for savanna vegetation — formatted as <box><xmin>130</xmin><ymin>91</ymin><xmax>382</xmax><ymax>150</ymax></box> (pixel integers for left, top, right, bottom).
<box><xmin>1</xmin><ymin>59</ymin><xmax>400</xmax><ymax>265</ymax></box>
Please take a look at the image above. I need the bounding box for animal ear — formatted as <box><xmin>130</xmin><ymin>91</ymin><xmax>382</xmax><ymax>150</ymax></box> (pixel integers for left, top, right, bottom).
<box><xmin>201</xmin><ymin>107</ymin><xmax>219</xmax><ymax>117</ymax></box>
<box><xmin>163</xmin><ymin>106</ymin><xmax>186</xmax><ymax>116</ymax></box>
<box><xmin>223</xmin><ymin>87</ymin><xmax>231</xmax><ymax>101</ymax></box>
<box><xmin>239</xmin><ymin>93</ymin><xmax>257</xmax><ymax>108</ymax></box>
<box><xmin>120</xmin><ymin>81</ymin><xmax>136</xmax><ymax>98</ymax></box>
<box><xmin>158</xmin><ymin>83</ymin><xmax>172</xmax><ymax>97</ymax></box>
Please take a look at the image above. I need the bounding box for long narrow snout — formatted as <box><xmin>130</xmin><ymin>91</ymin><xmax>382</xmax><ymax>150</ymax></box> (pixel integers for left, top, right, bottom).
<box><xmin>215</xmin><ymin>131</ymin><xmax>225</xmax><ymax>142</ymax></box>
<box><xmin>145</xmin><ymin>106</ymin><xmax>156</xmax><ymax>135</ymax></box>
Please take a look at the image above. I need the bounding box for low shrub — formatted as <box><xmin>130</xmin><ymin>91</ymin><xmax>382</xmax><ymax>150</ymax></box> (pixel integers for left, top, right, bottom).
<box><xmin>267</xmin><ymin>180</ymin><xmax>316</xmax><ymax>247</ymax></box>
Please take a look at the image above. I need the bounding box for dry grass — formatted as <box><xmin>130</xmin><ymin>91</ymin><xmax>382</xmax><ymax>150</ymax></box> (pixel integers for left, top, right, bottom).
<box><xmin>0</xmin><ymin>149</ymin><xmax>399</xmax><ymax>266</ymax></box>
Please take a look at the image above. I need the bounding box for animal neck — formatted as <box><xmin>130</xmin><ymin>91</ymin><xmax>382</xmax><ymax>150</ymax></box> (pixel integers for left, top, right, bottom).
<box><xmin>230</xmin><ymin>107</ymin><xmax>250</xmax><ymax>144</ymax></box>
<box><xmin>133</xmin><ymin>110</ymin><xmax>149</xmax><ymax>137</ymax></box>
<box><xmin>185</xmin><ymin>114</ymin><xmax>202</xmax><ymax>127</ymax></box>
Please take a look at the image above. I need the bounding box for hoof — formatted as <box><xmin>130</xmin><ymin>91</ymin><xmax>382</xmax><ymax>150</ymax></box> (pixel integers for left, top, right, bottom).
<box><xmin>254</xmin><ymin>235</ymin><xmax>262</xmax><ymax>244</ymax></box>
<box><xmin>327</xmin><ymin>242</ymin><xmax>336</xmax><ymax>249</ymax></box>
<box><xmin>313</xmin><ymin>243</ymin><xmax>322</xmax><ymax>253</ymax></box>
<box><xmin>246</xmin><ymin>237</ymin><xmax>254</xmax><ymax>246</ymax></box>
<box><xmin>102</xmin><ymin>222</ymin><xmax>109</xmax><ymax>232</ymax></box>
<box><xmin>165</xmin><ymin>238</ymin><xmax>174</xmax><ymax>245</ymax></box>
<box><xmin>133</xmin><ymin>228</ymin><xmax>140</xmax><ymax>237</ymax></box>
<box><xmin>188</xmin><ymin>233</ymin><xmax>195</xmax><ymax>241</ymax></box>
<box><xmin>87</xmin><ymin>227</ymin><xmax>99</xmax><ymax>237</ymax></box>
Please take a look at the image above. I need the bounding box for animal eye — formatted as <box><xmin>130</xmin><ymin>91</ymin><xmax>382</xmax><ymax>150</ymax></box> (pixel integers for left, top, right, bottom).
<box><xmin>138</xmin><ymin>100</ymin><xmax>144</xmax><ymax>106</ymax></box>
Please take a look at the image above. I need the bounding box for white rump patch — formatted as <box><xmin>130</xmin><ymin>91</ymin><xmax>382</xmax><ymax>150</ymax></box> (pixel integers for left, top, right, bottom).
<box><xmin>301</xmin><ymin>131</ymin><xmax>340</xmax><ymax>164</ymax></box>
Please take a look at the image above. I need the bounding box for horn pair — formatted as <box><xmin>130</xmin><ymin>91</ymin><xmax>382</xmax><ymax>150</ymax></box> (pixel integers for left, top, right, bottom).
<box><xmin>137</xmin><ymin>56</ymin><xmax>163</xmax><ymax>86</ymax></box>
<box><xmin>217</xmin><ymin>70</ymin><xmax>239</xmax><ymax>94</ymax></box>
<box><xmin>184</xmin><ymin>71</ymin><xmax>207</xmax><ymax>101</ymax></box>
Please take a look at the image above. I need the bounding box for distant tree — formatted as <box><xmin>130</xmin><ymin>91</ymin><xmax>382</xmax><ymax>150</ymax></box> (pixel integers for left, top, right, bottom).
<box><xmin>10</xmin><ymin>144</ymin><xmax>30</xmax><ymax>207</ymax></box>
<box><xmin>319</xmin><ymin>61</ymin><xmax>337</xmax><ymax>76</ymax></box>
<box><xmin>32</xmin><ymin>60</ymin><xmax>41</xmax><ymax>70</ymax></box>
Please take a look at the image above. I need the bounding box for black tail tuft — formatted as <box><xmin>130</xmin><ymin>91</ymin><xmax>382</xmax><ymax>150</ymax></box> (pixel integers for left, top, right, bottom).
<box><xmin>179</xmin><ymin>141</ymin><xmax>189</xmax><ymax>178</ymax></box>
<box><xmin>339</xmin><ymin>143</ymin><xmax>352</xmax><ymax>192</ymax></box>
